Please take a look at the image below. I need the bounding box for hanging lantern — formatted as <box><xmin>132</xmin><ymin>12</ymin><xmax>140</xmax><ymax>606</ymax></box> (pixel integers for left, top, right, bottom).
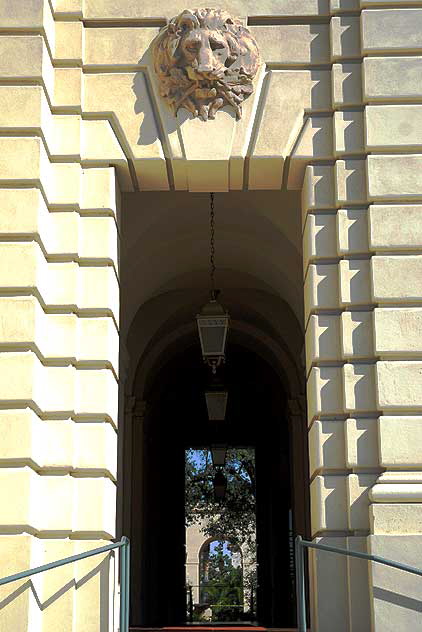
<box><xmin>196</xmin><ymin>193</ymin><xmax>230</xmax><ymax>373</ymax></box>
<box><xmin>205</xmin><ymin>387</ymin><xmax>228</xmax><ymax>421</ymax></box>
<box><xmin>213</xmin><ymin>469</ymin><xmax>227</xmax><ymax>501</ymax></box>
<box><xmin>210</xmin><ymin>444</ymin><xmax>228</xmax><ymax>467</ymax></box>
<box><xmin>197</xmin><ymin>295</ymin><xmax>229</xmax><ymax>373</ymax></box>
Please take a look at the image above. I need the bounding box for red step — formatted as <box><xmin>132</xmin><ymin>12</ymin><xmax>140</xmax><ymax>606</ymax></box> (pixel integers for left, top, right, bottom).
<box><xmin>129</xmin><ymin>628</ymin><xmax>301</xmax><ymax>632</ymax></box>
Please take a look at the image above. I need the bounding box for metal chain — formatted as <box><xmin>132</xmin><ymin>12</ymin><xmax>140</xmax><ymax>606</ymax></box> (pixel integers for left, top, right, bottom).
<box><xmin>210</xmin><ymin>192</ymin><xmax>216</xmax><ymax>294</ymax></box>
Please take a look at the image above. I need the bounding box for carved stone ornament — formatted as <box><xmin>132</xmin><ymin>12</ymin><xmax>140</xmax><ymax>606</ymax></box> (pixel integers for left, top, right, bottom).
<box><xmin>152</xmin><ymin>8</ymin><xmax>260</xmax><ymax>121</ymax></box>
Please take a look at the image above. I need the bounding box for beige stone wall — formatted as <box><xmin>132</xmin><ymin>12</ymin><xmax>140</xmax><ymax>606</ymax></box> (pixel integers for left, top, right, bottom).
<box><xmin>305</xmin><ymin>2</ymin><xmax>422</xmax><ymax>630</ymax></box>
<box><xmin>0</xmin><ymin>0</ymin><xmax>339</xmax><ymax>194</ymax></box>
<box><xmin>0</xmin><ymin>2</ymin><xmax>120</xmax><ymax>630</ymax></box>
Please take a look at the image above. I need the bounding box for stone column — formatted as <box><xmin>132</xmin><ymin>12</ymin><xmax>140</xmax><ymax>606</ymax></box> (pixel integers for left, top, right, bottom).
<box><xmin>0</xmin><ymin>3</ymin><xmax>121</xmax><ymax>630</ymax></box>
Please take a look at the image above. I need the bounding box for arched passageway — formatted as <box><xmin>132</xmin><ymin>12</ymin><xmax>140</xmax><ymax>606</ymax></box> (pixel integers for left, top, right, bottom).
<box><xmin>119</xmin><ymin>190</ymin><xmax>309</xmax><ymax>629</ymax></box>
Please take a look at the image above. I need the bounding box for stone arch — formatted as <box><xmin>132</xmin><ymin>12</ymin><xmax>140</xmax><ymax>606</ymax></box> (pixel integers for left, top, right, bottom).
<box><xmin>186</xmin><ymin>531</ymin><xmax>246</xmax><ymax>607</ymax></box>
<box><xmin>130</xmin><ymin>317</ymin><xmax>303</xmax><ymax>404</ymax></box>
<box><xmin>122</xmin><ymin>275</ymin><xmax>309</xmax><ymax>625</ymax></box>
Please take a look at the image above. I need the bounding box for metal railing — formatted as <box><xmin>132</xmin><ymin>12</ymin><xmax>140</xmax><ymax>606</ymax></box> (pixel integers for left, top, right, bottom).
<box><xmin>185</xmin><ymin>583</ymin><xmax>255</xmax><ymax>623</ymax></box>
<box><xmin>0</xmin><ymin>535</ymin><xmax>130</xmax><ymax>632</ymax></box>
<box><xmin>295</xmin><ymin>535</ymin><xmax>422</xmax><ymax>632</ymax></box>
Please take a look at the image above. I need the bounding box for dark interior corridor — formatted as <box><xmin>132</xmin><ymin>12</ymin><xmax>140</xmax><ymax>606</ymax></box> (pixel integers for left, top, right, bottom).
<box><xmin>126</xmin><ymin>342</ymin><xmax>309</xmax><ymax>629</ymax></box>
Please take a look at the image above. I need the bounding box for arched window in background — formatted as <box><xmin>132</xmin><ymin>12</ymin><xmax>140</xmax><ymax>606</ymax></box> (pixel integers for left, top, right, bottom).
<box><xmin>199</xmin><ymin>539</ymin><xmax>243</xmax><ymax>621</ymax></box>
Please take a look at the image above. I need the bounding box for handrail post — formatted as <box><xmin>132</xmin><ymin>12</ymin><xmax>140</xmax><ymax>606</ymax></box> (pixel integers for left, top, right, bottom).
<box><xmin>119</xmin><ymin>544</ymin><xmax>126</xmax><ymax>632</ymax></box>
<box><xmin>189</xmin><ymin>585</ymin><xmax>193</xmax><ymax>623</ymax></box>
<box><xmin>295</xmin><ymin>536</ymin><xmax>306</xmax><ymax>632</ymax></box>
<box><xmin>125</xmin><ymin>537</ymin><xmax>131</xmax><ymax>632</ymax></box>
<box><xmin>120</xmin><ymin>537</ymin><xmax>128</xmax><ymax>632</ymax></box>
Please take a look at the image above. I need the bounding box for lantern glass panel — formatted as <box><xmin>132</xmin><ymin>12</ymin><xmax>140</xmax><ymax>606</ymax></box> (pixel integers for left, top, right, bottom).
<box><xmin>205</xmin><ymin>391</ymin><xmax>228</xmax><ymax>421</ymax></box>
<box><xmin>197</xmin><ymin>316</ymin><xmax>229</xmax><ymax>357</ymax></box>
<box><xmin>213</xmin><ymin>470</ymin><xmax>227</xmax><ymax>501</ymax></box>
<box><xmin>211</xmin><ymin>445</ymin><xmax>227</xmax><ymax>467</ymax></box>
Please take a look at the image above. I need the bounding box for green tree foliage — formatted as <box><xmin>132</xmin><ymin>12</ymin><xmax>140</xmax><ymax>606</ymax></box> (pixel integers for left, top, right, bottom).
<box><xmin>200</xmin><ymin>541</ymin><xmax>243</xmax><ymax>622</ymax></box>
<box><xmin>185</xmin><ymin>447</ymin><xmax>257</xmax><ymax>618</ymax></box>
<box><xmin>185</xmin><ymin>448</ymin><xmax>256</xmax><ymax>553</ymax></box>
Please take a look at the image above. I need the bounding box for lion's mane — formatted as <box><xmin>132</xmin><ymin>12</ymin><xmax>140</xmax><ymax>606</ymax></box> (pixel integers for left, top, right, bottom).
<box><xmin>152</xmin><ymin>8</ymin><xmax>260</xmax><ymax>120</ymax></box>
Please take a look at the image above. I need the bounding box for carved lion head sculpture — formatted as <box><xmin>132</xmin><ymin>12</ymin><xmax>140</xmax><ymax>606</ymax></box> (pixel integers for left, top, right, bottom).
<box><xmin>152</xmin><ymin>8</ymin><xmax>260</xmax><ymax>121</ymax></box>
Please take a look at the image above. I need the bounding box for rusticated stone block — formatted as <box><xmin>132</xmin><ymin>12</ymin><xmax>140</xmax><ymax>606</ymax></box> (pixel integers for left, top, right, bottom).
<box><xmin>369</xmin><ymin>204</ymin><xmax>422</xmax><ymax>250</ymax></box>
<box><xmin>369</xmin><ymin>534</ymin><xmax>422</xmax><ymax>631</ymax></box>
<box><xmin>333</xmin><ymin>111</ymin><xmax>364</xmax><ymax>156</ymax></box>
<box><xmin>251</xmin><ymin>24</ymin><xmax>330</xmax><ymax>66</ymax></box>
<box><xmin>0</xmin><ymin>535</ymin><xmax>33</xmax><ymax>629</ymax></box>
<box><xmin>54</xmin><ymin>21</ymin><xmax>83</xmax><ymax>64</ymax></box>
<box><xmin>337</xmin><ymin>208</ymin><xmax>368</xmax><ymax>255</ymax></box>
<box><xmin>81</xmin><ymin>167</ymin><xmax>120</xmax><ymax>217</ymax></box>
<box><xmin>368</xmin><ymin>154</ymin><xmax>422</xmax><ymax>200</ymax></box>
<box><xmin>84</xmin><ymin>27</ymin><xmax>159</xmax><ymax>67</ymax></box>
<box><xmin>83</xmin><ymin>0</ymin><xmax>331</xmax><ymax>20</ymax></box>
<box><xmin>335</xmin><ymin>159</ymin><xmax>367</xmax><ymax>205</ymax></box>
<box><xmin>330</xmin><ymin>16</ymin><xmax>361</xmax><ymax>60</ymax></box>
<box><xmin>304</xmin><ymin>263</ymin><xmax>339</xmax><ymax>320</ymax></box>
<box><xmin>73</xmin><ymin>477</ymin><xmax>116</xmax><ymax>537</ymax></box>
<box><xmin>0</xmin><ymin>36</ymin><xmax>53</xmax><ymax>96</ymax></box>
<box><xmin>309</xmin><ymin>419</ymin><xmax>346</xmax><ymax>476</ymax></box>
<box><xmin>302</xmin><ymin>165</ymin><xmax>336</xmax><ymax>214</ymax></box>
<box><xmin>363</xmin><ymin>56</ymin><xmax>422</xmax><ymax>102</ymax></box>
<box><xmin>332</xmin><ymin>62</ymin><xmax>362</xmax><ymax>107</ymax></box>
<box><xmin>343</xmin><ymin>363</ymin><xmax>377</xmax><ymax>413</ymax></box>
<box><xmin>374</xmin><ymin>307</ymin><xmax>422</xmax><ymax>356</ymax></box>
<box><xmin>310</xmin><ymin>536</ymin><xmax>349</xmax><ymax>631</ymax></box>
<box><xmin>347</xmin><ymin>473</ymin><xmax>378</xmax><ymax>530</ymax></box>
<box><xmin>339</xmin><ymin>259</ymin><xmax>371</xmax><ymax>307</ymax></box>
<box><xmin>371</xmin><ymin>255</ymin><xmax>422</xmax><ymax>303</ymax></box>
<box><xmin>54</xmin><ymin>67</ymin><xmax>82</xmax><ymax>109</ymax></box>
<box><xmin>308</xmin><ymin>366</ymin><xmax>344</xmax><ymax>422</ymax></box>
<box><xmin>306</xmin><ymin>314</ymin><xmax>341</xmax><ymax>368</ymax></box>
<box><xmin>370</xmin><ymin>504</ymin><xmax>422</xmax><ymax>534</ymax></box>
<box><xmin>376</xmin><ymin>361</ymin><xmax>422</xmax><ymax>410</ymax></box>
<box><xmin>341</xmin><ymin>311</ymin><xmax>373</xmax><ymax>359</ymax></box>
<box><xmin>379</xmin><ymin>416</ymin><xmax>422</xmax><ymax>467</ymax></box>
<box><xmin>345</xmin><ymin>417</ymin><xmax>379</xmax><ymax>469</ymax></box>
<box><xmin>362</xmin><ymin>9</ymin><xmax>422</xmax><ymax>53</ymax></box>
<box><xmin>303</xmin><ymin>213</ymin><xmax>337</xmax><ymax>270</ymax></box>
<box><xmin>311</xmin><ymin>475</ymin><xmax>348</xmax><ymax>532</ymax></box>
<box><xmin>366</xmin><ymin>105</ymin><xmax>422</xmax><ymax>151</ymax></box>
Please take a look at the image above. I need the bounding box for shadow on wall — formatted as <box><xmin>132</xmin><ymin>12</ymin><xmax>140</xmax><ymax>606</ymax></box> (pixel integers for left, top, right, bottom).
<box><xmin>373</xmin><ymin>587</ymin><xmax>422</xmax><ymax>615</ymax></box>
<box><xmin>0</xmin><ymin>555</ymin><xmax>116</xmax><ymax>631</ymax></box>
<box><xmin>132</xmin><ymin>47</ymin><xmax>183</xmax><ymax>147</ymax></box>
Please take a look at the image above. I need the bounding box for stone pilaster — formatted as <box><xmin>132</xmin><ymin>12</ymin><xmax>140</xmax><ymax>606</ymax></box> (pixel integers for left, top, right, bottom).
<box><xmin>303</xmin><ymin>3</ymin><xmax>381</xmax><ymax>629</ymax></box>
<box><xmin>0</xmin><ymin>2</ymin><xmax>121</xmax><ymax>629</ymax></box>
<box><xmin>305</xmin><ymin>2</ymin><xmax>422</xmax><ymax>630</ymax></box>
<box><xmin>359</xmin><ymin>2</ymin><xmax>422</xmax><ymax>629</ymax></box>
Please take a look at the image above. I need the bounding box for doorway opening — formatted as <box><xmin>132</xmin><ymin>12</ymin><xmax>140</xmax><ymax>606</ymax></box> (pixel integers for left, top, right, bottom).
<box><xmin>126</xmin><ymin>342</ymin><xmax>307</xmax><ymax>628</ymax></box>
<box><xmin>120</xmin><ymin>189</ymin><xmax>309</xmax><ymax>629</ymax></box>
<box><xmin>185</xmin><ymin>448</ymin><xmax>257</xmax><ymax>623</ymax></box>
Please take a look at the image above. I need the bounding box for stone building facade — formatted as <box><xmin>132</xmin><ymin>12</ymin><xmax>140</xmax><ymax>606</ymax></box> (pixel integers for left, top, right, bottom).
<box><xmin>185</xmin><ymin>522</ymin><xmax>251</xmax><ymax>615</ymax></box>
<box><xmin>0</xmin><ymin>1</ymin><xmax>422</xmax><ymax>631</ymax></box>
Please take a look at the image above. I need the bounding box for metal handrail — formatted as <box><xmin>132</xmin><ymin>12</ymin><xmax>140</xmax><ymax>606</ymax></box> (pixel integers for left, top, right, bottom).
<box><xmin>0</xmin><ymin>535</ymin><xmax>130</xmax><ymax>632</ymax></box>
<box><xmin>295</xmin><ymin>535</ymin><xmax>422</xmax><ymax>632</ymax></box>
